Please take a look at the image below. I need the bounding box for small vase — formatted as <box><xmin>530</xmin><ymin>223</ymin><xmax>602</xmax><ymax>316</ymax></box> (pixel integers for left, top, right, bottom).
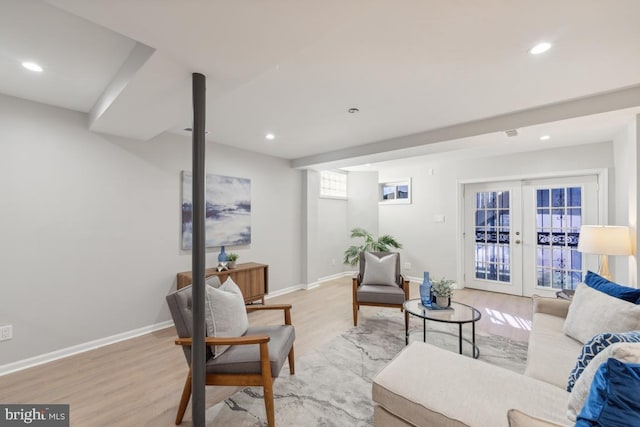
<box><xmin>419</xmin><ymin>272</ymin><xmax>432</xmax><ymax>307</ymax></box>
<box><xmin>435</xmin><ymin>295</ymin><xmax>450</xmax><ymax>307</ymax></box>
<box><xmin>218</xmin><ymin>246</ymin><xmax>228</xmax><ymax>262</ymax></box>
<box><xmin>217</xmin><ymin>246</ymin><xmax>229</xmax><ymax>271</ymax></box>
<box><xmin>227</xmin><ymin>261</ymin><xmax>236</xmax><ymax>269</ymax></box>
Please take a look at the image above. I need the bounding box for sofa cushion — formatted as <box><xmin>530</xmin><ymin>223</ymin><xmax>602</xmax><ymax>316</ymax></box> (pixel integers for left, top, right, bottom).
<box><xmin>568</xmin><ymin>342</ymin><xmax>640</xmax><ymax>422</ymax></box>
<box><xmin>563</xmin><ymin>283</ymin><xmax>640</xmax><ymax>344</ymax></box>
<box><xmin>204</xmin><ymin>277</ymin><xmax>249</xmax><ymax>358</ymax></box>
<box><xmin>362</xmin><ymin>252</ymin><xmax>398</xmax><ymax>286</ymax></box>
<box><xmin>524</xmin><ymin>312</ymin><xmax>583</xmax><ymax>389</ymax></box>
<box><xmin>373</xmin><ymin>342</ymin><xmax>571</xmax><ymax>427</ymax></box>
<box><xmin>584</xmin><ymin>271</ymin><xmax>640</xmax><ymax>303</ymax></box>
<box><xmin>576</xmin><ymin>358</ymin><xmax>640</xmax><ymax>426</ymax></box>
<box><xmin>507</xmin><ymin>409</ymin><xmax>565</xmax><ymax>427</ymax></box>
<box><xmin>567</xmin><ymin>331</ymin><xmax>640</xmax><ymax>391</ymax></box>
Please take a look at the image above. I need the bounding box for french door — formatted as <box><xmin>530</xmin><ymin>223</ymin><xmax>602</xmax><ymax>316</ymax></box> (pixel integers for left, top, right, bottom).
<box><xmin>463</xmin><ymin>175</ymin><xmax>600</xmax><ymax>297</ymax></box>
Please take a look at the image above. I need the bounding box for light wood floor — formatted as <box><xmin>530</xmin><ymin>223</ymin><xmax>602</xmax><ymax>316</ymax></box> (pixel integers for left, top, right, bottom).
<box><xmin>0</xmin><ymin>277</ymin><xmax>532</xmax><ymax>426</ymax></box>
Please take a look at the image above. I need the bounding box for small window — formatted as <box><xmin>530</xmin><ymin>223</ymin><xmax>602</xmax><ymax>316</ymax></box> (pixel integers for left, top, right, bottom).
<box><xmin>379</xmin><ymin>178</ymin><xmax>412</xmax><ymax>204</ymax></box>
<box><xmin>320</xmin><ymin>170</ymin><xmax>347</xmax><ymax>199</ymax></box>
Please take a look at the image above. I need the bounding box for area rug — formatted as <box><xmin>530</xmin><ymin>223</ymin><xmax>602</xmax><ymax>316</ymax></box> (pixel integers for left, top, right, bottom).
<box><xmin>205</xmin><ymin>311</ymin><xmax>528</xmax><ymax>426</ymax></box>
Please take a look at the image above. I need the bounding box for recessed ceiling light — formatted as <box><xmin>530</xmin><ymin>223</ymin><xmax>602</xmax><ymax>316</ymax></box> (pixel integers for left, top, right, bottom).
<box><xmin>22</xmin><ymin>61</ymin><xmax>43</xmax><ymax>72</ymax></box>
<box><xmin>347</xmin><ymin>108</ymin><xmax>360</xmax><ymax>114</ymax></box>
<box><xmin>265</xmin><ymin>133</ymin><xmax>275</xmax><ymax>140</ymax></box>
<box><xmin>529</xmin><ymin>42</ymin><xmax>551</xmax><ymax>55</ymax></box>
<box><xmin>539</xmin><ymin>135</ymin><xmax>551</xmax><ymax>141</ymax></box>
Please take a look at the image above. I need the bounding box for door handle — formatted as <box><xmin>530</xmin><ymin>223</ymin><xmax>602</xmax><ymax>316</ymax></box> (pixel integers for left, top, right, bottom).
<box><xmin>515</xmin><ymin>240</ymin><xmax>521</xmax><ymax>244</ymax></box>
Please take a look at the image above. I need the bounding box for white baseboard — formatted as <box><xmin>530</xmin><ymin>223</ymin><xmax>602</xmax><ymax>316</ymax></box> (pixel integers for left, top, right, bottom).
<box><xmin>0</xmin><ymin>320</ymin><xmax>173</xmax><ymax>377</ymax></box>
<box><xmin>307</xmin><ymin>271</ymin><xmax>354</xmax><ymax>289</ymax></box>
<box><xmin>265</xmin><ymin>272</ymin><xmax>355</xmax><ymax>298</ymax></box>
<box><xmin>1</xmin><ymin>273</ymin><xmax>359</xmax><ymax>377</ymax></box>
<box><xmin>264</xmin><ymin>283</ymin><xmax>307</xmax><ymax>299</ymax></box>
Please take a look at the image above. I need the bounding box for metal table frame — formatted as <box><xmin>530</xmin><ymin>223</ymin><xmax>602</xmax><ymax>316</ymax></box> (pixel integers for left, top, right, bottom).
<box><xmin>403</xmin><ymin>299</ymin><xmax>481</xmax><ymax>359</ymax></box>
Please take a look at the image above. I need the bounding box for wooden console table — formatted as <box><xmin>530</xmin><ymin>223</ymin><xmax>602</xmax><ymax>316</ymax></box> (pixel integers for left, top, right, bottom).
<box><xmin>176</xmin><ymin>262</ymin><xmax>269</xmax><ymax>304</ymax></box>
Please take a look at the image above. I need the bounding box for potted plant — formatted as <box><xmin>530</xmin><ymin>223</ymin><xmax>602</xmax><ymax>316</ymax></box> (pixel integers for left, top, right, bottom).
<box><xmin>227</xmin><ymin>253</ymin><xmax>239</xmax><ymax>269</ymax></box>
<box><xmin>431</xmin><ymin>277</ymin><xmax>455</xmax><ymax>307</ymax></box>
<box><xmin>343</xmin><ymin>228</ymin><xmax>403</xmax><ymax>266</ymax></box>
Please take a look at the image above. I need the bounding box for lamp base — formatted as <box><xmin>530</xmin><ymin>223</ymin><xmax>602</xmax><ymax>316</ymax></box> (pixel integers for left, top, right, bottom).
<box><xmin>598</xmin><ymin>255</ymin><xmax>612</xmax><ymax>280</ymax></box>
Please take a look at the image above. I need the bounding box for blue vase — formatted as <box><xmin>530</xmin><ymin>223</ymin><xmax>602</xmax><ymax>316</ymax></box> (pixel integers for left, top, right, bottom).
<box><xmin>218</xmin><ymin>246</ymin><xmax>228</xmax><ymax>262</ymax></box>
<box><xmin>419</xmin><ymin>272</ymin><xmax>432</xmax><ymax>307</ymax></box>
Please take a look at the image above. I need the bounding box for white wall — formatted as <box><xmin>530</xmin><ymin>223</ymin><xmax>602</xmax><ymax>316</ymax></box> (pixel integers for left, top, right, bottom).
<box><xmin>613</xmin><ymin>115</ymin><xmax>639</xmax><ymax>286</ymax></box>
<box><xmin>303</xmin><ymin>170</ymin><xmax>349</xmax><ymax>283</ymax></box>
<box><xmin>0</xmin><ymin>94</ymin><xmax>302</xmax><ymax>367</ymax></box>
<box><xmin>378</xmin><ymin>142</ymin><xmax>615</xmax><ymax>284</ymax></box>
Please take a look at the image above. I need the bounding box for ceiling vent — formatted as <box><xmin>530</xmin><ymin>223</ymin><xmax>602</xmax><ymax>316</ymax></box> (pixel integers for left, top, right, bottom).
<box><xmin>504</xmin><ymin>129</ymin><xmax>518</xmax><ymax>137</ymax></box>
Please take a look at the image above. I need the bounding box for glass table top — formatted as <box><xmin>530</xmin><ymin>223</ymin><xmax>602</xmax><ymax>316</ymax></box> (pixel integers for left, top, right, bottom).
<box><xmin>403</xmin><ymin>299</ymin><xmax>481</xmax><ymax>323</ymax></box>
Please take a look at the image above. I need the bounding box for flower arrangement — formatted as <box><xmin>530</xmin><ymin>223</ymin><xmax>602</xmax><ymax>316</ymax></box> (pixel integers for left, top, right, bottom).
<box><xmin>431</xmin><ymin>277</ymin><xmax>455</xmax><ymax>298</ymax></box>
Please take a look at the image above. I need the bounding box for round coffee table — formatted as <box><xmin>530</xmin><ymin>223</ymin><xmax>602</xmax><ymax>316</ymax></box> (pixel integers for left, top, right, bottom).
<box><xmin>403</xmin><ymin>299</ymin><xmax>481</xmax><ymax>358</ymax></box>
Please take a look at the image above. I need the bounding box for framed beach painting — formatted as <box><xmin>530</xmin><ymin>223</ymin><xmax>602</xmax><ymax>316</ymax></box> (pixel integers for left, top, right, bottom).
<box><xmin>181</xmin><ymin>171</ymin><xmax>251</xmax><ymax>250</ymax></box>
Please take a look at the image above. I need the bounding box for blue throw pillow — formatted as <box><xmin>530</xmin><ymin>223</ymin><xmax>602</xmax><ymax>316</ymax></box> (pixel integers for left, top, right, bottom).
<box><xmin>584</xmin><ymin>271</ymin><xmax>640</xmax><ymax>304</ymax></box>
<box><xmin>576</xmin><ymin>358</ymin><xmax>640</xmax><ymax>427</ymax></box>
<box><xmin>567</xmin><ymin>331</ymin><xmax>640</xmax><ymax>392</ymax></box>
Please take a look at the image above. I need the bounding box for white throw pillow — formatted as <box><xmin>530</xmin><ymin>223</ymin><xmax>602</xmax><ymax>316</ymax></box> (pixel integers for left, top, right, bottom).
<box><xmin>361</xmin><ymin>252</ymin><xmax>398</xmax><ymax>286</ymax></box>
<box><xmin>567</xmin><ymin>342</ymin><xmax>640</xmax><ymax>421</ymax></box>
<box><xmin>205</xmin><ymin>275</ymin><xmax>221</xmax><ymax>288</ymax></box>
<box><xmin>563</xmin><ymin>283</ymin><xmax>640</xmax><ymax>344</ymax></box>
<box><xmin>204</xmin><ymin>277</ymin><xmax>248</xmax><ymax>358</ymax></box>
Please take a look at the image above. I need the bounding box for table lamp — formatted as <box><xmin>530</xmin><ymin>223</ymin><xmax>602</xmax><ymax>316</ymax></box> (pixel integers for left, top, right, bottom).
<box><xmin>577</xmin><ymin>225</ymin><xmax>632</xmax><ymax>280</ymax></box>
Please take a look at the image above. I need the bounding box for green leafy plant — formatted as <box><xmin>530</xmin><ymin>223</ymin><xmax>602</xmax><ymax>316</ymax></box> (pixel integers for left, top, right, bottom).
<box><xmin>431</xmin><ymin>277</ymin><xmax>455</xmax><ymax>297</ymax></box>
<box><xmin>227</xmin><ymin>253</ymin><xmax>239</xmax><ymax>262</ymax></box>
<box><xmin>343</xmin><ymin>227</ymin><xmax>403</xmax><ymax>266</ymax></box>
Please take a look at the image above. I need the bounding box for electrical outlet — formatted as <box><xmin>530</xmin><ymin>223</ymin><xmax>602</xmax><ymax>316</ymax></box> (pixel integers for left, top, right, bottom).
<box><xmin>404</xmin><ymin>262</ymin><xmax>412</xmax><ymax>270</ymax></box>
<box><xmin>0</xmin><ymin>325</ymin><xmax>12</xmax><ymax>341</ymax></box>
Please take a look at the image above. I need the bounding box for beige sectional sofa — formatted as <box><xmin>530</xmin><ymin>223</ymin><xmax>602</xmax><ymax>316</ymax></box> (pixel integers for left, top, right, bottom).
<box><xmin>372</xmin><ymin>296</ymin><xmax>579</xmax><ymax>427</ymax></box>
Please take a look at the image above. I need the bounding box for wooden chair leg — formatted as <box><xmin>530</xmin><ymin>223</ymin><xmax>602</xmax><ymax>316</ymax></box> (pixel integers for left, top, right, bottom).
<box><xmin>288</xmin><ymin>346</ymin><xmax>295</xmax><ymax>375</ymax></box>
<box><xmin>353</xmin><ymin>302</ymin><xmax>358</xmax><ymax>326</ymax></box>
<box><xmin>175</xmin><ymin>374</ymin><xmax>192</xmax><ymax>425</ymax></box>
<box><xmin>259</xmin><ymin>342</ymin><xmax>275</xmax><ymax>427</ymax></box>
<box><xmin>263</xmin><ymin>377</ymin><xmax>275</xmax><ymax>427</ymax></box>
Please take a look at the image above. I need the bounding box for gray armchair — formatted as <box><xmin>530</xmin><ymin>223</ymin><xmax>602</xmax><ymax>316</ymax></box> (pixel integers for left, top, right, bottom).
<box><xmin>166</xmin><ymin>286</ymin><xmax>295</xmax><ymax>427</ymax></box>
<box><xmin>352</xmin><ymin>251</ymin><xmax>410</xmax><ymax>329</ymax></box>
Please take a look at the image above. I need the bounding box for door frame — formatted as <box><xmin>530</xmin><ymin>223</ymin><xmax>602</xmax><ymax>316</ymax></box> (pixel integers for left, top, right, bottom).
<box><xmin>456</xmin><ymin>168</ymin><xmax>608</xmax><ymax>290</ymax></box>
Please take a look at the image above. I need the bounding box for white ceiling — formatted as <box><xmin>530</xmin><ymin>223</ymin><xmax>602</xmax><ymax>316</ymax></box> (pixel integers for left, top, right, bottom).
<box><xmin>2</xmin><ymin>0</ymin><xmax>640</xmax><ymax>167</ymax></box>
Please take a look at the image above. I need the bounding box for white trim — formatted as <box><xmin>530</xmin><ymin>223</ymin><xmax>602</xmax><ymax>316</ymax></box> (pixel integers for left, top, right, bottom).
<box><xmin>307</xmin><ymin>271</ymin><xmax>355</xmax><ymax>289</ymax></box>
<box><xmin>264</xmin><ymin>283</ymin><xmax>307</xmax><ymax>299</ymax></box>
<box><xmin>0</xmin><ymin>320</ymin><xmax>173</xmax><ymax>377</ymax></box>
<box><xmin>405</xmin><ymin>274</ymin><xmax>423</xmax><ymax>283</ymax></box>
<box><xmin>1</xmin><ymin>272</ymin><xmax>360</xmax><ymax>377</ymax></box>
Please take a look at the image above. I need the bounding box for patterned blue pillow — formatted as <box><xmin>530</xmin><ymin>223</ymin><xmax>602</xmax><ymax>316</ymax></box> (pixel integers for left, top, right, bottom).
<box><xmin>567</xmin><ymin>331</ymin><xmax>640</xmax><ymax>392</ymax></box>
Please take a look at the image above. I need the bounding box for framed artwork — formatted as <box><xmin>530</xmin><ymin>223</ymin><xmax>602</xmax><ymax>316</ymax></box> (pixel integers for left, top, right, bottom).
<box><xmin>379</xmin><ymin>178</ymin><xmax>412</xmax><ymax>204</ymax></box>
<box><xmin>181</xmin><ymin>171</ymin><xmax>251</xmax><ymax>250</ymax></box>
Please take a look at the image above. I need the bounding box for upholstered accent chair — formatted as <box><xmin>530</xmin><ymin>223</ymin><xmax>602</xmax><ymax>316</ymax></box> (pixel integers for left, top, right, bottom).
<box><xmin>166</xmin><ymin>285</ymin><xmax>295</xmax><ymax>427</ymax></box>
<box><xmin>352</xmin><ymin>251</ymin><xmax>410</xmax><ymax>329</ymax></box>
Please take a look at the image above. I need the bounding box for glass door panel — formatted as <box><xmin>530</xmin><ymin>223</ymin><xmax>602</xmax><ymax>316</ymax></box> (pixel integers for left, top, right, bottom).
<box><xmin>464</xmin><ymin>182</ymin><xmax>522</xmax><ymax>296</ymax></box>
<box><xmin>522</xmin><ymin>175</ymin><xmax>599</xmax><ymax>297</ymax></box>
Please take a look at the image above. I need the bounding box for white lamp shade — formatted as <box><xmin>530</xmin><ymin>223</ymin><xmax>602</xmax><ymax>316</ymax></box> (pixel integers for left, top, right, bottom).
<box><xmin>577</xmin><ymin>225</ymin><xmax>632</xmax><ymax>256</ymax></box>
